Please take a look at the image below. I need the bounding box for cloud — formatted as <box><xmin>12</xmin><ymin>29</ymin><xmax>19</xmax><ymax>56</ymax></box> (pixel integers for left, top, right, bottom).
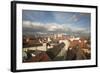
<box><xmin>23</xmin><ymin>21</ymin><xmax>68</xmax><ymax>32</ymax></box>
<box><xmin>52</xmin><ymin>12</ymin><xmax>80</xmax><ymax>24</ymax></box>
<box><xmin>23</xmin><ymin>21</ymin><xmax>90</xmax><ymax>36</ymax></box>
<box><xmin>69</xmin><ymin>14</ymin><xmax>79</xmax><ymax>22</ymax></box>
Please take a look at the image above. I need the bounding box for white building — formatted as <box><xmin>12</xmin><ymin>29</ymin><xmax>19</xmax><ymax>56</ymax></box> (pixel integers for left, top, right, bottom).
<box><xmin>23</xmin><ymin>43</ymin><xmax>47</xmax><ymax>52</ymax></box>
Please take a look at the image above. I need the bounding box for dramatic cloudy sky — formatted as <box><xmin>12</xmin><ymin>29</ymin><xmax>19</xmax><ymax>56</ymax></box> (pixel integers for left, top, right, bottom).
<box><xmin>22</xmin><ymin>10</ymin><xmax>91</xmax><ymax>36</ymax></box>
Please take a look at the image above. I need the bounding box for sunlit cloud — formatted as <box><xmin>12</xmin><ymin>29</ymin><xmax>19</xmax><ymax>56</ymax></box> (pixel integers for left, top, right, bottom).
<box><xmin>23</xmin><ymin>21</ymin><xmax>90</xmax><ymax>35</ymax></box>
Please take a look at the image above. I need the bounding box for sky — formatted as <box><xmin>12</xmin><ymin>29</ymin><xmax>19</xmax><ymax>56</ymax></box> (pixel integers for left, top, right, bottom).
<box><xmin>22</xmin><ymin>10</ymin><xmax>91</xmax><ymax>36</ymax></box>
